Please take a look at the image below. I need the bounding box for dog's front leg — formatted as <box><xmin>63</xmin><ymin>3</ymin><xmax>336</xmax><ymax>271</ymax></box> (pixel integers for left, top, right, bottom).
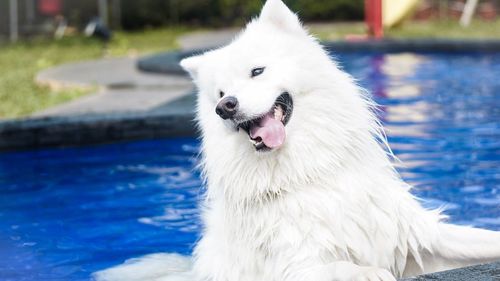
<box><xmin>290</xmin><ymin>261</ymin><xmax>396</xmax><ymax>281</ymax></box>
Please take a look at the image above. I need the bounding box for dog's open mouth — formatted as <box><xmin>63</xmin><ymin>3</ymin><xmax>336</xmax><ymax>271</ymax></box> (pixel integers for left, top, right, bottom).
<box><xmin>237</xmin><ymin>93</ymin><xmax>293</xmax><ymax>151</ymax></box>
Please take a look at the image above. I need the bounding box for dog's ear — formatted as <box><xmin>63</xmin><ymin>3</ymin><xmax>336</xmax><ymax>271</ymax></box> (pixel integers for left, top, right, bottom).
<box><xmin>180</xmin><ymin>55</ymin><xmax>204</xmax><ymax>78</ymax></box>
<box><xmin>259</xmin><ymin>0</ymin><xmax>303</xmax><ymax>34</ymax></box>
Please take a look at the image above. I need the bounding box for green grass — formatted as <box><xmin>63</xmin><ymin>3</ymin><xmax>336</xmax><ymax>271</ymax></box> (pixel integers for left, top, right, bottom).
<box><xmin>0</xmin><ymin>27</ymin><xmax>188</xmax><ymax>119</ymax></box>
<box><xmin>309</xmin><ymin>19</ymin><xmax>500</xmax><ymax>40</ymax></box>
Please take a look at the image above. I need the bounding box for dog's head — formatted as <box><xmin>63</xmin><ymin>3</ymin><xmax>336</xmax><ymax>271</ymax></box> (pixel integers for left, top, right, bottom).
<box><xmin>180</xmin><ymin>0</ymin><xmax>342</xmax><ymax>152</ymax></box>
<box><xmin>180</xmin><ymin>0</ymin><xmax>381</xmax><ymax>196</ymax></box>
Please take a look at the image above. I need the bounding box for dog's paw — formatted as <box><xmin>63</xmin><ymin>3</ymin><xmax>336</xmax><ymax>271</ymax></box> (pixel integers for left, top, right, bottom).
<box><xmin>353</xmin><ymin>267</ymin><xmax>396</xmax><ymax>281</ymax></box>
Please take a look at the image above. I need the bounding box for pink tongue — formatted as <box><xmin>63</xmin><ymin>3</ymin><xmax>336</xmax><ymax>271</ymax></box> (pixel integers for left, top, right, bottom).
<box><xmin>250</xmin><ymin>113</ymin><xmax>286</xmax><ymax>149</ymax></box>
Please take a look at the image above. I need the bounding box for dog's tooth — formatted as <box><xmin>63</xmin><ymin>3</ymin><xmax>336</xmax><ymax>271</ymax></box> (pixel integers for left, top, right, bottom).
<box><xmin>274</xmin><ymin>105</ymin><xmax>284</xmax><ymax>121</ymax></box>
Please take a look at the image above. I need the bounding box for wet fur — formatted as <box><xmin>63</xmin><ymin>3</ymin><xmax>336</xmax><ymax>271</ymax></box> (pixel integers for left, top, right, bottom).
<box><xmin>94</xmin><ymin>1</ymin><xmax>500</xmax><ymax>280</ymax></box>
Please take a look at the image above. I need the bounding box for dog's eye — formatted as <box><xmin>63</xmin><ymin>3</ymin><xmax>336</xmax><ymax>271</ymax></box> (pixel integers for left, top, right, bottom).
<box><xmin>251</xmin><ymin>67</ymin><xmax>265</xmax><ymax>78</ymax></box>
<box><xmin>219</xmin><ymin>91</ymin><xmax>225</xmax><ymax>98</ymax></box>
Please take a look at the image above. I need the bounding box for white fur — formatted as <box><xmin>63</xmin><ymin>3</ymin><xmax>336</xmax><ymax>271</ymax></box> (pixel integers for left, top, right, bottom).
<box><xmin>94</xmin><ymin>1</ymin><xmax>500</xmax><ymax>280</ymax></box>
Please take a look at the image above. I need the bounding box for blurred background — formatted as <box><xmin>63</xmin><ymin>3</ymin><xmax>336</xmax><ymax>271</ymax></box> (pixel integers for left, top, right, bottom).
<box><xmin>0</xmin><ymin>0</ymin><xmax>499</xmax><ymax>120</ymax></box>
<box><xmin>1</xmin><ymin>0</ymin><xmax>499</xmax><ymax>39</ymax></box>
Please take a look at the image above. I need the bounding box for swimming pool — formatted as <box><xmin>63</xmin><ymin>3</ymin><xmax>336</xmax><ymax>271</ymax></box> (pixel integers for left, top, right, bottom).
<box><xmin>1</xmin><ymin>52</ymin><xmax>499</xmax><ymax>280</ymax></box>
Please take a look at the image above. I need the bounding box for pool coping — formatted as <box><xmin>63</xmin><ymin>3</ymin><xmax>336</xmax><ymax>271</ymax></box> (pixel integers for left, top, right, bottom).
<box><xmin>404</xmin><ymin>261</ymin><xmax>500</xmax><ymax>280</ymax></box>
<box><xmin>0</xmin><ymin>94</ymin><xmax>198</xmax><ymax>152</ymax></box>
<box><xmin>0</xmin><ymin>111</ymin><xmax>197</xmax><ymax>152</ymax></box>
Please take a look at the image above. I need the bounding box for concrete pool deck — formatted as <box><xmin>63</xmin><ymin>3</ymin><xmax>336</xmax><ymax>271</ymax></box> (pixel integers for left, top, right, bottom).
<box><xmin>31</xmin><ymin>28</ymin><xmax>241</xmax><ymax>118</ymax></box>
<box><xmin>34</xmin><ymin>57</ymin><xmax>193</xmax><ymax>117</ymax></box>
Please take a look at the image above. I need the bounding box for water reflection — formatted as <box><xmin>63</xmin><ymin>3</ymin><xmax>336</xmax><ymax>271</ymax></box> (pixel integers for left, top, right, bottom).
<box><xmin>339</xmin><ymin>52</ymin><xmax>500</xmax><ymax>229</ymax></box>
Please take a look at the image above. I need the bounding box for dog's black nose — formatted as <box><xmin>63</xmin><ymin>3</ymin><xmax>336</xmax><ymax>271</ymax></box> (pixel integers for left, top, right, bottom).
<box><xmin>215</xmin><ymin>96</ymin><xmax>239</xmax><ymax>119</ymax></box>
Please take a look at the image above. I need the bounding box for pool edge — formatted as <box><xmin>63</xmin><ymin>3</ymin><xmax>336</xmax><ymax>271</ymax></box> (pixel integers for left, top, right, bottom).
<box><xmin>402</xmin><ymin>261</ymin><xmax>500</xmax><ymax>280</ymax></box>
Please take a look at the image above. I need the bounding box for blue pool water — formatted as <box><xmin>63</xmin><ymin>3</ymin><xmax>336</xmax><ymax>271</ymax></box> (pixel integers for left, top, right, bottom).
<box><xmin>1</xmin><ymin>52</ymin><xmax>500</xmax><ymax>280</ymax></box>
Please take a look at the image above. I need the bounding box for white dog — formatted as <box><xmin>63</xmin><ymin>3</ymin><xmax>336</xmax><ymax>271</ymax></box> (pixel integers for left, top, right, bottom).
<box><xmin>95</xmin><ymin>1</ymin><xmax>500</xmax><ymax>280</ymax></box>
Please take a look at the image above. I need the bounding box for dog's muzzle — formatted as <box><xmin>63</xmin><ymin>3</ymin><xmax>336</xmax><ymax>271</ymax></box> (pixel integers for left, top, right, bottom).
<box><xmin>214</xmin><ymin>93</ymin><xmax>293</xmax><ymax>151</ymax></box>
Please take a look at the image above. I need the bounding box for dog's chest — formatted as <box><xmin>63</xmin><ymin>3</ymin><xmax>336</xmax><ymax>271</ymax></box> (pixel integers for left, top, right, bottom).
<box><xmin>199</xmin><ymin>187</ymin><xmax>404</xmax><ymax>280</ymax></box>
<box><xmin>211</xmin><ymin>195</ymin><xmax>335</xmax><ymax>273</ymax></box>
